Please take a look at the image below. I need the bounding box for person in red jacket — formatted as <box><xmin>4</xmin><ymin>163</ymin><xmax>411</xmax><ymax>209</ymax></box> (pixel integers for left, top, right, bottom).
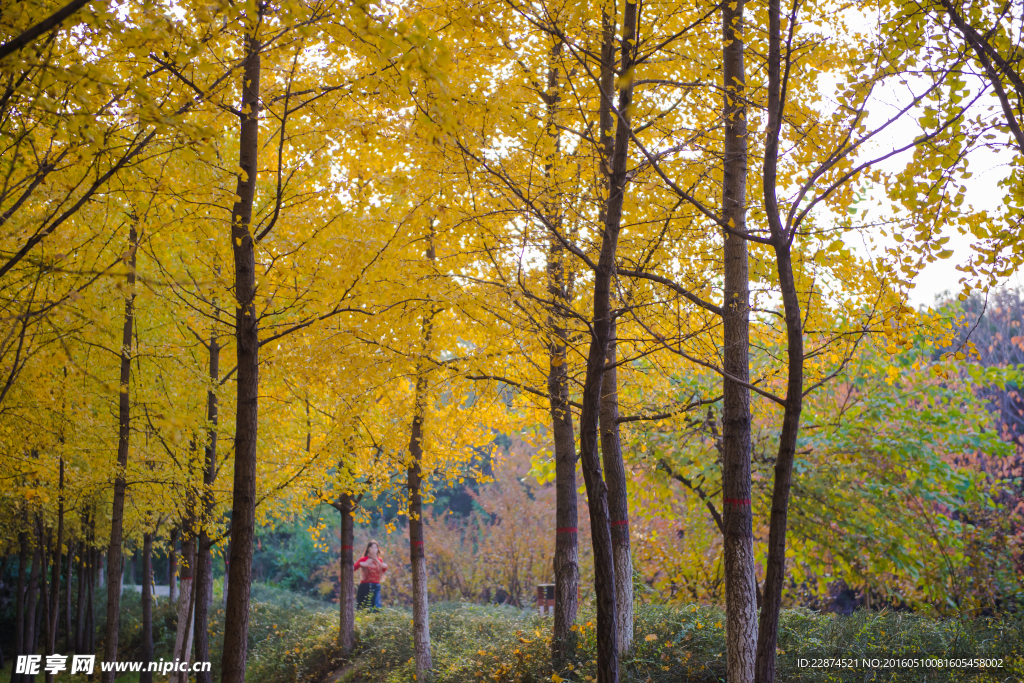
<box><xmin>354</xmin><ymin>541</ymin><xmax>387</xmax><ymax>610</ymax></box>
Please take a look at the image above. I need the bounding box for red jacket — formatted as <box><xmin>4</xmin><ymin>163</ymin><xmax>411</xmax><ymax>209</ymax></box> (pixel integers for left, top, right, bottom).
<box><xmin>354</xmin><ymin>556</ymin><xmax>387</xmax><ymax>584</ymax></box>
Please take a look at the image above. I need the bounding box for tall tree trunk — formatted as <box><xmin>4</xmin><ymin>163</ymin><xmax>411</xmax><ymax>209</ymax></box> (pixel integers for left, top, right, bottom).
<box><xmin>575</xmin><ymin>2</ymin><xmax>638</xmax><ymax>681</ymax></box>
<box><xmin>29</xmin><ymin>531</ymin><xmax>47</xmax><ymax>683</ymax></box>
<box><xmin>409</xmin><ymin>298</ymin><xmax>433</xmax><ymax>680</ymax></box>
<box><xmin>47</xmin><ymin>459</ymin><xmax>65</xmax><ymax>683</ymax></box>
<box><xmin>220</xmin><ymin>27</ymin><xmax>262</xmax><ymax>683</ymax></box>
<box><xmin>87</xmin><ymin>546</ymin><xmax>96</xmax><ymax>658</ymax></box>
<box><xmin>38</xmin><ymin>530</ymin><xmax>49</xmax><ymax>675</ymax></box>
<box><xmin>599</xmin><ymin>321</ymin><xmax>633</xmax><ymax>656</ymax></box>
<box><xmin>222</xmin><ymin>541</ymin><xmax>229</xmax><ymax>609</ymax></box>
<box><xmin>753</xmin><ymin>1</ymin><xmax>805</xmax><ymax>678</ymax></box>
<box><xmin>720</xmin><ymin>0</ymin><xmax>758</xmax><ymax>679</ymax></box>
<box><xmin>543</xmin><ymin>37</ymin><xmax>580</xmax><ymax>665</ymax></box>
<box><xmin>75</xmin><ymin>541</ymin><xmax>85</xmax><ymax>653</ymax></box>
<box><xmin>140</xmin><ymin>533</ymin><xmax>154</xmax><ymax>683</ymax></box>
<box><xmin>65</xmin><ymin>541</ymin><xmax>74</xmax><ymax>653</ymax></box>
<box><xmin>13</xmin><ymin>529</ymin><xmax>29</xmax><ymax>683</ymax></box>
<box><xmin>173</xmin><ymin>536</ymin><xmax>196</xmax><ymax>681</ymax></box>
<box><xmin>195</xmin><ymin>335</ymin><xmax>220</xmax><ymax>683</ymax></box>
<box><xmin>334</xmin><ymin>493</ymin><xmax>355</xmax><ymax>656</ymax></box>
<box><xmin>102</xmin><ymin>225</ymin><xmax>137</xmax><ymax>683</ymax></box>
<box><xmin>168</xmin><ymin>528</ymin><xmax>178</xmax><ymax>605</ymax></box>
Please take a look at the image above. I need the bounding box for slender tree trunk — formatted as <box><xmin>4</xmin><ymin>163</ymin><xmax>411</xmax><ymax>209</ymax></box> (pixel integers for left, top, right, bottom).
<box><xmin>38</xmin><ymin>531</ymin><xmax>49</xmax><ymax>673</ymax></box>
<box><xmin>86</xmin><ymin>546</ymin><xmax>96</xmax><ymax>658</ymax></box>
<box><xmin>409</xmin><ymin>367</ymin><xmax>432</xmax><ymax>679</ymax></box>
<box><xmin>222</xmin><ymin>541</ymin><xmax>229</xmax><ymax>609</ymax></box>
<box><xmin>575</xmin><ymin>3</ymin><xmax>639</xmax><ymax>681</ymax></box>
<box><xmin>753</xmin><ymin>3</ymin><xmax>805</xmax><ymax>677</ymax></box>
<box><xmin>720</xmin><ymin>0</ymin><xmax>758</xmax><ymax>679</ymax></box>
<box><xmin>173</xmin><ymin>536</ymin><xmax>196</xmax><ymax>680</ymax></box>
<box><xmin>102</xmin><ymin>225</ymin><xmax>138</xmax><ymax>683</ymax></box>
<box><xmin>220</xmin><ymin>28</ymin><xmax>262</xmax><ymax>683</ymax></box>
<box><xmin>47</xmin><ymin>459</ymin><xmax>65</xmax><ymax>683</ymax></box>
<box><xmin>543</xmin><ymin>38</ymin><xmax>581</xmax><ymax>665</ymax></box>
<box><xmin>195</xmin><ymin>335</ymin><xmax>220</xmax><ymax>683</ymax></box>
<box><xmin>65</xmin><ymin>541</ymin><xmax>74</xmax><ymax>653</ymax></box>
<box><xmin>168</xmin><ymin>528</ymin><xmax>178</xmax><ymax>605</ymax></box>
<box><xmin>13</xmin><ymin>529</ymin><xmax>29</xmax><ymax>683</ymax></box>
<box><xmin>599</xmin><ymin>321</ymin><xmax>633</xmax><ymax>656</ymax></box>
<box><xmin>335</xmin><ymin>494</ymin><xmax>355</xmax><ymax>655</ymax></box>
<box><xmin>75</xmin><ymin>542</ymin><xmax>85</xmax><ymax>653</ymax></box>
<box><xmin>140</xmin><ymin>533</ymin><xmax>154</xmax><ymax>683</ymax></box>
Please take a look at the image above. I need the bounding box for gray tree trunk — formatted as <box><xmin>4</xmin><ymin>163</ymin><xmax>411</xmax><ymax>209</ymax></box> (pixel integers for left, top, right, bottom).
<box><xmin>168</xmin><ymin>528</ymin><xmax>177</xmax><ymax>605</ymax></box>
<box><xmin>335</xmin><ymin>494</ymin><xmax>356</xmax><ymax>656</ymax></box>
<box><xmin>46</xmin><ymin>459</ymin><xmax>64</xmax><ymax>683</ymax></box>
<box><xmin>172</xmin><ymin>538</ymin><xmax>196</xmax><ymax>683</ymax></box>
<box><xmin>101</xmin><ymin>225</ymin><xmax>137</xmax><ymax>683</ymax></box>
<box><xmin>753</xmin><ymin>3</ymin><xmax>806</xmax><ymax>678</ymax></box>
<box><xmin>195</xmin><ymin>335</ymin><xmax>220</xmax><ymax>683</ymax></box>
<box><xmin>219</xmin><ymin>26</ymin><xmax>262</xmax><ymax>683</ymax></box>
<box><xmin>409</xmin><ymin>299</ymin><xmax>433</xmax><ymax>680</ymax></box>
<box><xmin>720</xmin><ymin>0</ymin><xmax>758</xmax><ymax>679</ymax></box>
<box><xmin>140</xmin><ymin>533</ymin><xmax>154</xmax><ymax>683</ymax></box>
<box><xmin>13</xmin><ymin>529</ymin><xmax>29</xmax><ymax>683</ymax></box>
<box><xmin>543</xmin><ymin>38</ymin><xmax>580</xmax><ymax>665</ymax></box>
<box><xmin>599</xmin><ymin>322</ymin><xmax>633</xmax><ymax>656</ymax></box>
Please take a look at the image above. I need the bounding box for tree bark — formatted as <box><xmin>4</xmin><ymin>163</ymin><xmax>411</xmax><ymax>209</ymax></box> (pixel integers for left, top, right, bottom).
<box><xmin>195</xmin><ymin>334</ymin><xmax>220</xmax><ymax>683</ymax></box>
<box><xmin>172</xmin><ymin>536</ymin><xmax>196</xmax><ymax>682</ymax></box>
<box><xmin>13</xmin><ymin>529</ymin><xmax>29</xmax><ymax>683</ymax></box>
<box><xmin>409</xmin><ymin>347</ymin><xmax>433</xmax><ymax>679</ymax></box>
<box><xmin>542</xmin><ymin>37</ymin><xmax>580</xmax><ymax>665</ymax></box>
<box><xmin>65</xmin><ymin>541</ymin><xmax>74</xmax><ymax>653</ymax></box>
<box><xmin>140</xmin><ymin>533</ymin><xmax>154</xmax><ymax>683</ymax></box>
<box><xmin>599</xmin><ymin>321</ymin><xmax>633</xmax><ymax>656</ymax></box>
<box><xmin>720</xmin><ymin>0</ymin><xmax>758</xmax><ymax>679</ymax></box>
<box><xmin>87</xmin><ymin>546</ymin><xmax>96</xmax><ymax>659</ymax></box>
<box><xmin>26</xmin><ymin>536</ymin><xmax>41</xmax><ymax>683</ymax></box>
<box><xmin>102</xmin><ymin>224</ymin><xmax>137</xmax><ymax>683</ymax></box>
<box><xmin>219</xmin><ymin>27</ymin><xmax>262</xmax><ymax>683</ymax></box>
<box><xmin>47</xmin><ymin>459</ymin><xmax>65</xmax><ymax>683</ymax></box>
<box><xmin>75</xmin><ymin>541</ymin><xmax>85</xmax><ymax>653</ymax></box>
<box><xmin>168</xmin><ymin>528</ymin><xmax>178</xmax><ymax>605</ymax></box>
<box><xmin>753</xmin><ymin>1</ymin><xmax>805</xmax><ymax>678</ymax></box>
<box><xmin>37</xmin><ymin>531</ymin><xmax>49</xmax><ymax>679</ymax></box>
<box><xmin>574</xmin><ymin>2</ymin><xmax>638</xmax><ymax>680</ymax></box>
<box><xmin>335</xmin><ymin>494</ymin><xmax>356</xmax><ymax>656</ymax></box>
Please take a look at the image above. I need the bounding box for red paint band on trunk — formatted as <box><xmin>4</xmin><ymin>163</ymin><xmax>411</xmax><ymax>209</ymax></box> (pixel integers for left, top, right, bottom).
<box><xmin>724</xmin><ymin>498</ymin><xmax>751</xmax><ymax>505</ymax></box>
<box><xmin>610</xmin><ymin>520</ymin><xmax>629</xmax><ymax>526</ymax></box>
<box><xmin>341</xmin><ymin>545</ymin><xmax>353</xmax><ymax>550</ymax></box>
<box><xmin>556</xmin><ymin>527</ymin><xmax>577</xmax><ymax>533</ymax></box>
<box><xmin>412</xmin><ymin>541</ymin><xmax>424</xmax><ymax>546</ymax></box>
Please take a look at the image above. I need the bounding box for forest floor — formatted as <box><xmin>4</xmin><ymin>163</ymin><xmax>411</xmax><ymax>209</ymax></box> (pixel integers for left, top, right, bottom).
<box><xmin>2</xmin><ymin>586</ymin><xmax>1021</xmax><ymax>683</ymax></box>
<box><xmin>327</xmin><ymin>602</ymin><xmax>1023</xmax><ymax>683</ymax></box>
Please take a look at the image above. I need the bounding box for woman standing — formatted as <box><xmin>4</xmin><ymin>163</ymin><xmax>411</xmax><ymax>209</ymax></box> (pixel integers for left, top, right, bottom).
<box><xmin>354</xmin><ymin>541</ymin><xmax>387</xmax><ymax>610</ymax></box>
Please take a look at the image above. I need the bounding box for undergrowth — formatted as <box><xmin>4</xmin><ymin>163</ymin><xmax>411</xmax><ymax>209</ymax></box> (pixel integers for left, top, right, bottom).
<box><xmin>342</xmin><ymin>603</ymin><xmax>1024</xmax><ymax>683</ymax></box>
<box><xmin>4</xmin><ymin>587</ymin><xmax>1020</xmax><ymax>683</ymax></box>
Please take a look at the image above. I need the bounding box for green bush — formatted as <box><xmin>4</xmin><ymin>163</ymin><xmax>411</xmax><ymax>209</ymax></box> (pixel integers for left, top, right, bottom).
<box><xmin>345</xmin><ymin>603</ymin><xmax>1024</xmax><ymax>683</ymax></box>
<box><xmin>242</xmin><ymin>584</ymin><xmax>346</xmax><ymax>683</ymax></box>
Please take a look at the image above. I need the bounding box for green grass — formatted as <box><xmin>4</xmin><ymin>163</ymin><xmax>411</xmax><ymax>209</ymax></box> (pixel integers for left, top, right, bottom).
<box><xmin>2</xmin><ymin>588</ymin><xmax>1020</xmax><ymax>683</ymax></box>
<box><xmin>344</xmin><ymin>603</ymin><xmax>1024</xmax><ymax>683</ymax></box>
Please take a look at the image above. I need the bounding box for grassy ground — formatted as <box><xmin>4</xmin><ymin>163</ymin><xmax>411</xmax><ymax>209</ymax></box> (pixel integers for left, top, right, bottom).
<box><xmin>2</xmin><ymin>588</ymin><xmax>1021</xmax><ymax>683</ymax></box>
<box><xmin>345</xmin><ymin>603</ymin><xmax>1024</xmax><ymax>683</ymax></box>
